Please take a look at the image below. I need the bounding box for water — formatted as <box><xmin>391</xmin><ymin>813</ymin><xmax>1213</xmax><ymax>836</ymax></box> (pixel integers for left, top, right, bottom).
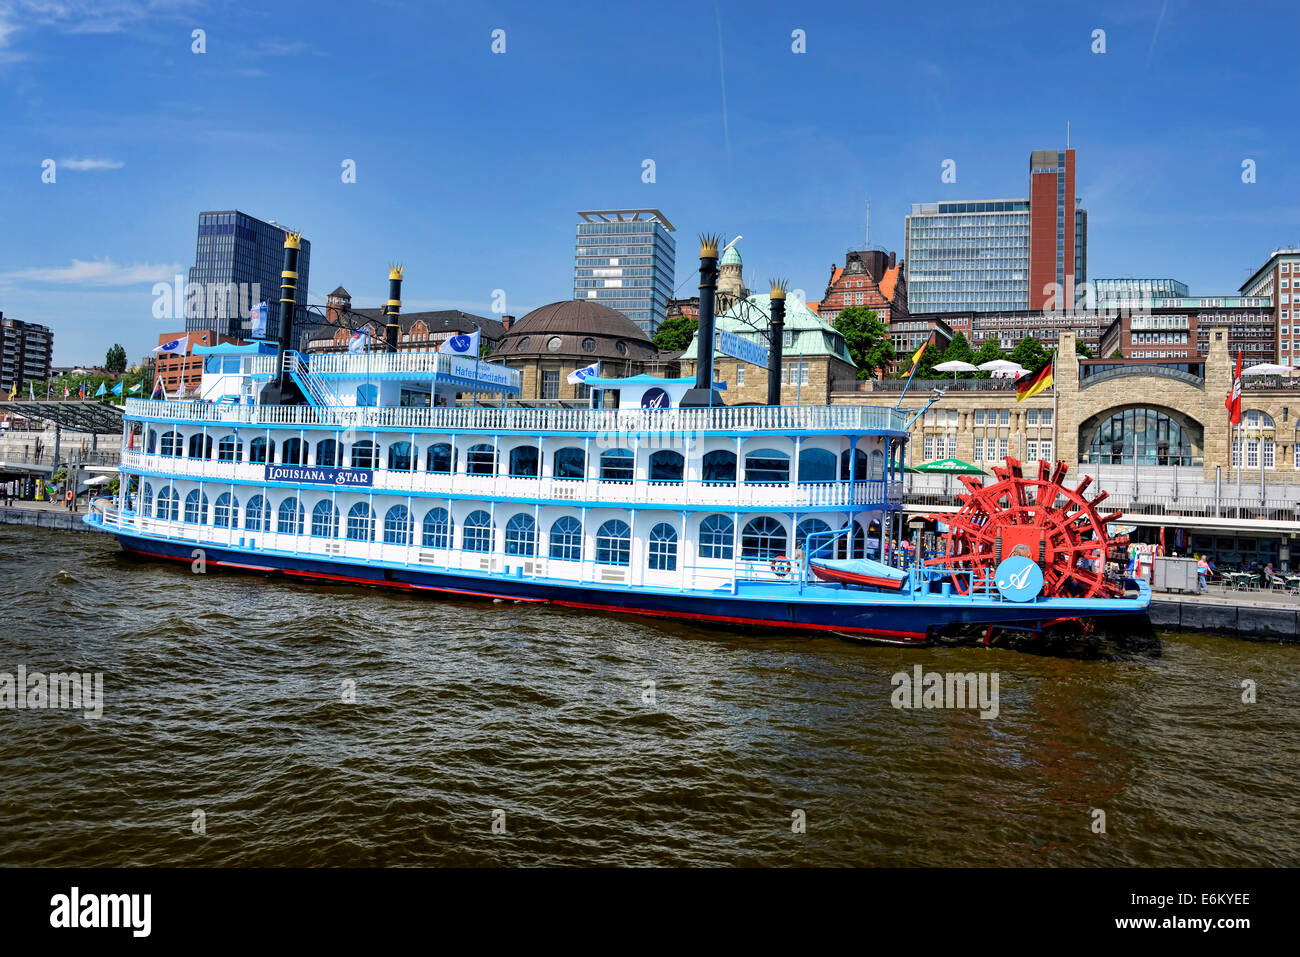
<box><xmin>0</xmin><ymin>524</ymin><xmax>1296</xmax><ymax>867</ymax></box>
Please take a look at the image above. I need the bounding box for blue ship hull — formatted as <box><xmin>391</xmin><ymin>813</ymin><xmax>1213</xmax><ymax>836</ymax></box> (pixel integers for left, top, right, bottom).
<box><xmin>103</xmin><ymin>525</ymin><xmax>1151</xmax><ymax>646</ymax></box>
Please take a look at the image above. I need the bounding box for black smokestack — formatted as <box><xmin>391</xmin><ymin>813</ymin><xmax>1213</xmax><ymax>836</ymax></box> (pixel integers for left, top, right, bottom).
<box><xmin>680</xmin><ymin>234</ymin><xmax>723</xmax><ymax>408</ymax></box>
<box><xmin>385</xmin><ymin>265</ymin><xmax>403</xmax><ymax>351</ymax></box>
<box><xmin>767</xmin><ymin>280</ymin><xmax>786</xmax><ymax>406</ymax></box>
<box><xmin>274</xmin><ymin>231</ymin><xmax>301</xmax><ymax>392</ymax></box>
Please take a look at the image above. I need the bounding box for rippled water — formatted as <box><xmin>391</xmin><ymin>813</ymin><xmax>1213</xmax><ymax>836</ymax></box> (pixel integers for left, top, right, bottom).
<box><xmin>0</xmin><ymin>524</ymin><xmax>1296</xmax><ymax>866</ymax></box>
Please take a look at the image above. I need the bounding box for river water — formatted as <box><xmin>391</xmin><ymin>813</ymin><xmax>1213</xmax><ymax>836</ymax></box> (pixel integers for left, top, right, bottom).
<box><xmin>0</xmin><ymin>524</ymin><xmax>1295</xmax><ymax>867</ymax></box>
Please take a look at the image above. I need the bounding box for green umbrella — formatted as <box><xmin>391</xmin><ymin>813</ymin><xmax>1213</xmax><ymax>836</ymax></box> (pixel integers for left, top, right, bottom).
<box><xmin>905</xmin><ymin>457</ymin><xmax>986</xmax><ymax>475</ymax></box>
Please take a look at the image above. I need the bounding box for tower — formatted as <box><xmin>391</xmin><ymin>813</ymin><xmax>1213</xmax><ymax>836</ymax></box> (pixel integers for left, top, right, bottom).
<box><xmin>717</xmin><ymin>239</ymin><xmax>747</xmax><ymax>312</ymax></box>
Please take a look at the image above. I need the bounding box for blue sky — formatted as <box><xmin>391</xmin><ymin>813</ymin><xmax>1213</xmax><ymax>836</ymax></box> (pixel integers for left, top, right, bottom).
<box><xmin>1</xmin><ymin>0</ymin><xmax>1297</xmax><ymax>365</ymax></box>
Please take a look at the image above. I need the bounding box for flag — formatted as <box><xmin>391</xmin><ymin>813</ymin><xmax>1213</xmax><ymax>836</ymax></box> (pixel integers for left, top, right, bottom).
<box><xmin>111</xmin><ymin>382</ymin><xmax>124</xmax><ymax>397</ymax></box>
<box><xmin>154</xmin><ymin>338</ymin><xmax>183</xmax><ymax>353</ymax></box>
<box><xmin>128</xmin><ymin>382</ymin><xmax>143</xmax><ymax>395</ymax></box>
<box><xmin>6</xmin><ymin>382</ymin><xmax>15</xmax><ymax>400</ymax></box>
<box><xmin>1225</xmin><ymin>351</ymin><xmax>1242</xmax><ymax>425</ymax></box>
<box><xmin>1016</xmin><ymin>355</ymin><xmax>1054</xmax><ymax>402</ymax></box>
<box><xmin>347</xmin><ymin>330</ymin><xmax>368</xmax><ymax>354</ymax></box>
<box><xmin>78</xmin><ymin>381</ymin><xmax>86</xmax><ymax>399</ymax></box>
<box><xmin>151</xmin><ymin>377</ymin><xmax>165</xmax><ymax>399</ymax></box>
<box><xmin>907</xmin><ymin>339</ymin><xmax>929</xmax><ymax>376</ymax></box>
<box><xmin>438</xmin><ymin>328</ymin><xmax>480</xmax><ymax>356</ymax></box>
<box><xmin>94</xmin><ymin>382</ymin><xmax>107</xmax><ymax>398</ymax></box>
<box><xmin>567</xmin><ymin>361</ymin><xmax>599</xmax><ymax>385</ymax></box>
<box><xmin>28</xmin><ymin>382</ymin><xmax>35</xmax><ymax>401</ymax></box>
<box><xmin>63</xmin><ymin>386</ymin><xmax>69</xmax><ymax>398</ymax></box>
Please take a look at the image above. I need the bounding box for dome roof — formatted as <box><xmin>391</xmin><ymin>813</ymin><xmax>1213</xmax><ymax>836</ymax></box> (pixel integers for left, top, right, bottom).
<box><xmin>491</xmin><ymin>299</ymin><xmax>657</xmax><ymax>363</ymax></box>
<box><xmin>720</xmin><ymin>245</ymin><xmax>742</xmax><ymax>266</ymax></box>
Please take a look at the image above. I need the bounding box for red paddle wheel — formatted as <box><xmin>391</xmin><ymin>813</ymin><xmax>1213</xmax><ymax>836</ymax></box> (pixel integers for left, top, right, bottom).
<box><xmin>926</xmin><ymin>457</ymin><xmax>1129</xmax><ymax>599</ymax></box>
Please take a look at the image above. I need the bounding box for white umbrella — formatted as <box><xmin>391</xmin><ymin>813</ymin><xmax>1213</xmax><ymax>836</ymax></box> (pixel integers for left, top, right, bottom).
<box><xmin>977</xmin><ymin>358</ymin><xmax>1022</xmax><ymax>372</ymax></box>
<box><xmin>83</xmin><ymin>475</ymin><xmax>112</xmax><ymax>486</ymax></box>
<box><xmin>934</xmin><ymin>360</ymin><xmax>978</xmax><ymax>372</ymax></box>
<box><xmin>1242</xmin><ymin>363</ymin><xmax>1294</xmax><ymax>376</ymax></box>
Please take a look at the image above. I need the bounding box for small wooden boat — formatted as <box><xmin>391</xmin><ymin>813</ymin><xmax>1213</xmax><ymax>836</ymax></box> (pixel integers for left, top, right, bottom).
<box><xmin>808</xmin><ymin>557</ymin><xmax>908</xmax><ymax>590</ymax></box>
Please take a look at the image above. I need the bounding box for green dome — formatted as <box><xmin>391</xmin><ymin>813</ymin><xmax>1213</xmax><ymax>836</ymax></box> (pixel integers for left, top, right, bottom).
<box><xmin>720</xmin><ymin>244</ymin><xmax>742</xmax><ymax>266</ymax></box>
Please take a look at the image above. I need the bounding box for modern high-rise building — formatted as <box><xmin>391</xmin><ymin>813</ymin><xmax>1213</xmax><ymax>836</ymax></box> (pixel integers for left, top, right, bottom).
<box><xmin>185</xmin><ymin>210</ymin><xmax>310</xmax><ymax>344</ymax></box>
<box><xmin>573</xmin><ymin>209</ymin><xmax>675</xmax><ymax>335</ymax></box>
<box><xmin>1240</xmin><ymin>248</ymin><xmax>1300</xmax><ymax>364</ymax></box>
<box><xmin>0</xmin><ymin>313</ymin><xmax>54</xmax><ymax>395</ymax></box>
<box><xmin>1094</xmin><ymin>278</ymin><xmax>1190</xmax><ymax>305</ymax></box>
<box><xmin>905</xmin><ymin>148</ymin><xmax>1087</xmax><ymax>315</ymax></box>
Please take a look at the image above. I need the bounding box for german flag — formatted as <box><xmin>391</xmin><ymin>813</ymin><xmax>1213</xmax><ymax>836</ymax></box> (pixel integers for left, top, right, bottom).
<box><xmin>1016</xmin><ymin>355</ymin><xmax>1053</xmax><ymax>402</ymax></box>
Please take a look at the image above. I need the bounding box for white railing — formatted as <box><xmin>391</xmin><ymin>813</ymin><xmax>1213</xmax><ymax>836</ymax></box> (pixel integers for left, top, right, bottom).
<box><xmin>120</xmin><ymin>449</ymin><xmax>900</xmax><ymax>509</ymax></box>
<box><xmin>304</xmin><ymin>351</ymin><xmax>523</xmax><ymax>389</ymax></box>
<box><xmin>123</xmin><ymin>398</ymin><xmax>909</xmax><ymax>435</ymax></box>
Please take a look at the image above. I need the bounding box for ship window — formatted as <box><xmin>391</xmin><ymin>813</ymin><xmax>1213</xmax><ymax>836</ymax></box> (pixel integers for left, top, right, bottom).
<box><xmin>160</xmin><ymin>431</ymin><xmax>182</xmax><ymax>457</ymax></box>
<box><xmin>797</xmin><ymin>449</ymin><xmax>836</xmax><ymax>484</ymax></box>
<box><xmin>553</xmin><ymin>447</ymin><xmax>585</xmax><ymax>479</ymax></box>
<box><xmin>463</xmin><ymin>510</ymin><xmax>494</xmax><ymax>552</ymax></box>
<box><xmin>837</xmin><ymin>521</ymin><xmax>867</xmax><ymax>559</ymax></box>
<box><xmin>796</xmin><ymin>519</ymin><xmax>833</xmax><ymax>557</ymax></box>
<box><xmin>383</xmin><ymin>505</ymin><xmax>412</xmax><ymax>545</ymax></box>
<box><xmin>648</xmin><ymin>450</ymin><xmax>684</xmax><ymax>483</ymax></box>
<box><xmin>249</xmin><ymin>437</ymin><xmax>273</xmax><ymax>464</ymax></box>
<box><xmin>356</xmin><ymin>384</ymin><xmax>378</xmax><ymax>407</ymax></box>
<box><xmin>214</xmin><ymin>492</ymin><xmax>239</xmax><ymax>528</ymax></box>
<box><xmin>184</xmin><ymin>489</ymin><xmax>209</xmax><ymax>525</ymax></box>
<box><xmin>346</xmin><ymin>502</ymin><xmax>375</xmax><ymax>541</ymax></box>
<box><xmin>217</xmin><ymin>435</ymin><xmax>242</xmax><ymax>461</ymax></box>
<box><xmin>282</xmin><ymin>438</ymin><xmax>305</xmax><ymax>465</ymax></box>
<box><xmin>744</xmin><ymin>449</ymin><xmax>790</xmax><ymax>485</ymax></box>
<box><xmin>869</xmin><ymin>449</ymin><xmax>885</xmax><ymax>480</ymax></box>
<box><xmin>698</xmin><ymin>514</ymin><xmax>734</xmax><ymax>560</ymax></box>
<box><xmin>648</xmin><ymin>523</ymin><xmax>678</xmax><ymax>571</ymax></box>
<box><xmin>701</xmin><ymin>450</ymin><xmax>736</xmax><ymax>484</ymax></box>
<box><xmin>466</xmin><ymin>444</ymin><xmax>497</xmax><ymax>475</ymax></box>
<box><xmin>599</xmin><ymin>449</ymin><xmax>634</xmax><ymax>482</ymax></box>
<box><xmin>422</xmin><ymin>508</ymin><xmax>452</xmax><ymax>548</ymax></box>
<box><xmin>595</xmin><ymin>519</ymin><xmax>631</xmax><ymax>566</ymax></box>
<box><xmin>387</xmin><ymin>441</ymin><xmax>413</xmax><ymax>471</ymax></box>
<box><xmin>741</xmin><ymin>516</ymin><xmax>787</xmax><ymax>560</ymax></box>
<box><xmin>156</xmin><ymin>486</ymin><xmax>179</xmax><ymax>521</ymax></box>
<box><xmin>316</xmin><ymin>439</ymin><xmax>339</xmax><ymax>467</ymax></box>
<box><xmin>244</xmin><ymin>495</ymin><xmax>270</xmax><ymax>531</ymax></box>
<box><xmin>840</xmin><ymin>448</ymin><xmax>867</xmax><ymax>481</ymax></box>
<box><xmin>509</xmin><ymin>446</ymin><xmax>539</xmax><ymax>478</ymax></box>
<box><xmin>426</xmin><ymin>443</ymin><xmax>453</xmax><ymax>473</ymax></box>
<box><xmin>311</xmin><ymin>501</ymin><xmax>338</xmax><ymax>538</ymax></box>
<box><xmin>141</xmin><ymin>482</ymin><xmax>153</xmax><ymax>516</ymax></box>
<box><xmin>505</xmin><ymin>513</ymin><xmax>536</xmax><ymax>556</ymax></box>
<box><xmin>549</xmin><ymin>516</ymin><xmax>582</xmax><ymax>561</ymax></box>
<box><xmin>188</xmin><ymin>433</ymin><xmax>212</xmax><ymax>459</ymax></box>
<box><xmin>277</xmin><ymin>497</ymin><xmax>304</xmax><ymax>534</ymax></box>
<box><xmin>351</xmin><ymin>440</ymin><xmax>377</xmax><ymax>469</ymax></box>
<box><xmin>146</xmin><ymin>430</ymin><xmax>158</xmax><ymax>454</ymax></box>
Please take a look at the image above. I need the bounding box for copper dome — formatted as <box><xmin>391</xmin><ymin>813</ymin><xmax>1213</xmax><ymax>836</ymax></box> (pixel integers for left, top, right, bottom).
<box><xmin>491</xmin><ymin>299</ymin><xmax>657</xmax><ymax>362</ymax></box>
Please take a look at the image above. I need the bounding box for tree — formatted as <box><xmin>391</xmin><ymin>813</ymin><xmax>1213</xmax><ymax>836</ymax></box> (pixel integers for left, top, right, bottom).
<box><xmin>1075</xmin><ymin>340</ymin><xmax>1094</xmax><ymax>358</ymax></box>
<box><xmin>831</xmin><ymin>306</ymin><xmax>895</xmax><ymax>380</ymax></box>
<box><xmin>971</xmin><ymin>339</ymin><xmax>1006</xmax><ymax>377</ymax></box>
<box><xmin>1109</xmin><ymin>348</ymin><xmax>1124</xmax><ymax>360</ymax></box>
<box><xmin>105</xmin><ymin>343</ymin><xmax>127</xmax><ymax>374</ymax></box>
<box><xmin>1010</xmin><ymin>335</ymin><xmax>1049</xmax><ymax>372</ymax></box>
<box><xmin>653</xmin><ymin>315</ymin><xmax>698</xmax><ymax>353</ymax></box>
<box><xmin>936</xmin><ymin>331</ymin><xmax>975</xmax><ymax>378</ymax></box>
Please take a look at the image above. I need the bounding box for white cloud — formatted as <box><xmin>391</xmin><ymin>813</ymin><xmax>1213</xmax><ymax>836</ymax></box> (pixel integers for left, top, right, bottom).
<box><xmin>3</xmin><ymin>258</ymin><xmax>184</xmax><ymax>286</ymax></box>
<box><xmin>59</xmin><ymin>156</ymin><xmax>125</xmax><ymax>170</ymax></box>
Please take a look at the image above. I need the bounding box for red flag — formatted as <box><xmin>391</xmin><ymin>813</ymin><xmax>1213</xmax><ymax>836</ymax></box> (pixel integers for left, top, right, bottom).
<box><xmin>1225</xmin><ymin>351</ymin><xmax>1242</xmax><ymax>425</ymax></box>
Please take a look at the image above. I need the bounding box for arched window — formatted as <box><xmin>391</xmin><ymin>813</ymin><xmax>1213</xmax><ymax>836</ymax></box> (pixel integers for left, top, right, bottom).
<box><xmin>213</xmin><ymin>492</ymin><xmax>239</xmax><ymax>528</ymax></box>
<box><xmin>356</xmin><ymin>384</ymin><xmax>378</xmax><ymax>406</ymax></box>
<box><xmin>217</xmin><ymin>435</ymin><xmax>242</xmax><ymax>461</ymax></box>
<box><xmin>244</xmin><ymin>495</ymin><xmax>270</xmax><ymax>531</ymax></box>
<box><xmin>141</xmin><ymin>482</ymin><xmax>153</xmax><ymax>516</ymax></box>
<box><xmin>840</xmin><ymin>448</ymin><xmax>867</xmax><ymax>481</ymax></box>
<box><xmin>744</xmin><ymin>449</ymin><xmax>790</xmax><ymax>484</ymax></box>
<box><xmin>248</xmin><ymin>436</ymin><xmax>273</xmax><ymax>463</ymax></box>
<box><xmin>702</xmin><ymin>450</ymin><xmax>737</xmax><ymax>484</ymax></box>
<box><xmin>147</xmin><ymin>430</ymin><xmax>158</xmax><ymax>454</ymax></box>
<box><xmin>553</xmin><ymin>447</ymin><xmax>585</xmax><ymax>480</ymax></box>
<box><xmin>869</xmin><ymin>449</ymin><xmax>886</xmax><ymax>480</ymax></box>
<box><xmin>463</xmin><ymin>509</ymin><xmax>494</xmax><ymax>552</ymax></box>
<box><xmin>836</xmin><ymin>521</ymin><xmax>867</xmax><ymax>559</ymax></box>
<box><xmin>549</xmin><ymin>516</ymin><xmax>582</xmax><ymax>561</ymax></box>
<box><xmin>383</xmin><ymin>505</ymin><xmax>412</xmax><ymax>545</ymax></box>
<box><xmin>426</xmin><ymin>443</ymin><xmax>453</xmax><ymax>473</ymax></box>
<box><xmin>648</xmin><ymin>450</ymin><xmax>684</xmax><ymax>483</ymax></box>
<box><xmin>466</xmin><ymin>444</ymin><xmax>496</xmax><ymax>475</ymax></box>
<box><xmin>277</xmin><ymin>497</ymin><xmax>304</xmax><ymax>534</ymax></box>
<box><xmin>160</xmin><ymin>431</ymin><xmax>182</xmax><ymax>457</ymax></box>
<box><xmin>599</xmin><ymin>449</ymin><xmax>634</xmax><ymax>482</ymax></box>
<box><xmin>797</xmin><ymin>448</ymin><xmax>837</xmax><ymax>483</ymax></box>
<box><xmin>508</xmin><ymin>446</ymin><xmax>539</xmax><ymax>478</ymax></box>
<box><xmin>595</xmin><ymin>519</ymin><xmax>631</xmax><ymax>565</ymax></box>
<box><xmin>1087</xmin><ymin>408</ymin><xmax>1198</xmax><ymax>466</ymax></box>
<box><xmin>156</xmin><ymin>486</ymin><xmax>179</xmax><ymax>521</ymax></box>
<box><xmin>648</xmin><ymin>522</ymin><xmax>678</xmax><ymax>571</ymax></box>
<box><xmin>387</xmin><ymin>441</ymin><xmax>413</xmax><ymax>471</ymax></box>
<box><xmin>311</xmin><ymin>500</ymin><xmax>338</xmax><ymax>538</ymax></box>
<box><xmin>281</xmin><ymin>437</ymin><xmax>305</xmax><ymax>465</ymax></box>
<box><xmin>188</xmin><ymin>433</ymin><xmax>212</xmax><ymax>459</ymax></box>
<box><xmin>421</xmin><ymin>508</ymin><xmax>452</xmax><ymax>548</ymax></box>
<box><xmin>316</xmin><ymin>439</ymin><xmax>340</xmax><ymax>467</ymax></box>
<box><xmin>184</xmin><ymin>489</ymin><xmax>208</xmax><ymax>524</ymax></box>
<box><xmin>698</xmin><ymin>514</ymin><xmax>734</xmax><ymax>560</ymax></box>
<box><xmin>741</xmin><ymin>516</ymin><xmax>787</xmax><ymax>560</ymax></box>
<box><xmin>504</xmin><ymin>513</ymin><xmax>536</xmax><ymax>556</ymax></box>
<box><xmin>346</xmin><ymin>502</ymin><xmax>375</xmax><ymax>541</ymax></box>
<box><xmin>796</xmin><ymin>518</ymin><xmax>833</xmax><ymax>556</ymax></box>
<box><xmin>351</xmin><ymin>440</ymin><xmax>377</xmax><ymax>468</ymax></box>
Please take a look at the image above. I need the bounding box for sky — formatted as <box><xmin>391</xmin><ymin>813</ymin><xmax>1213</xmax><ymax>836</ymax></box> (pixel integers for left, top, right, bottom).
<box><xmin>0</xmin><ymin>0</ymin><xmax>1297</xmax><ymax>366</ymax></box>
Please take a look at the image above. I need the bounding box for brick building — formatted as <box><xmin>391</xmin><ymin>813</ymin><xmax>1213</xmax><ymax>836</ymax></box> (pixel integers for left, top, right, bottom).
<box><xmin>155</xmin><ymin>330</ymin><xmax>241</xmax><ymax>396</ymax></box>
<box><xmin>808</xmin><ymin>248</ymin><xmax>907</xmax><ymax>325</ymax></box>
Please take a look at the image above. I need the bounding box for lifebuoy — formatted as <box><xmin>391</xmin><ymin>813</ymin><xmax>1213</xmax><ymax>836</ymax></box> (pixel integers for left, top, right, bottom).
<box><xmin>771</xmin><ymin>556</ymin><xmax>793</xmax><ymax>577</ymax></box>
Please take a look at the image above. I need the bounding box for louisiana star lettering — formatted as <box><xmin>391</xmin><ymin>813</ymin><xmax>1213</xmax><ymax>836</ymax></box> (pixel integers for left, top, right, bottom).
<box><xmin>265</xmin><ymin>464</ymin><xmax>373</xmax><ymax>487</ymax></box>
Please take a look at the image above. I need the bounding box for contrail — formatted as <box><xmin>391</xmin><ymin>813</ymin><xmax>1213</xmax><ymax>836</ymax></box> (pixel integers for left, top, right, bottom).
<box><xmin>714</xmin><ymin>0</ymin><xmax>731</xmax><ymax>165</ymax></box>
<box><xmin>1145</xmin><ymin>0</ymin><xmax>1169</xmax><ymax>67</ymax></box>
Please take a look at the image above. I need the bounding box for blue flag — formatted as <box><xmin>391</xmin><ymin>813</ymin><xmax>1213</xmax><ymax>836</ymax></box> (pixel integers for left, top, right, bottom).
<box><xmin>94</xmin><ymin>382</ymin><xmax>107</xmax><ymax>397</ymax></box>
<box><xmin>567</xmin><ymin>361</ymin><xmax>599</xmax><ymax>385</ymax></box>
<box><xmin>111</xmin><ymin>382</ymin><xmax>124</xmax><ymax>397</ymax></box>
<box><xmin>438</xmin><ymin>328</ymin><xmax>480</xmax><ymax>356</ymax></box>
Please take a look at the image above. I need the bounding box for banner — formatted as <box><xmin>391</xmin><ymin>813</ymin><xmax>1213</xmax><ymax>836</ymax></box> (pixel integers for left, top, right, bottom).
<box><xmin>265</xmin><ymin>464</ymin><xmax>374</xmax><ymax>487</ymax></box>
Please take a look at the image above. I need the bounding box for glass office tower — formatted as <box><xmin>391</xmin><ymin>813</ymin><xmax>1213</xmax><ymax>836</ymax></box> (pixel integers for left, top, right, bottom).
<box><xmin>185</xmin><ymin>210</ymin><xmax>311</xmax><ymax>343</ymax></box>
<box><xmin>904</xmin><ymin>200</ymin><xmax>1032</xmax><ymax>314</ymax></box>
<box><xmin>573</xmin><ymin>209</ymin><xmax>675</xmax><ymax>335</ymax></box>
